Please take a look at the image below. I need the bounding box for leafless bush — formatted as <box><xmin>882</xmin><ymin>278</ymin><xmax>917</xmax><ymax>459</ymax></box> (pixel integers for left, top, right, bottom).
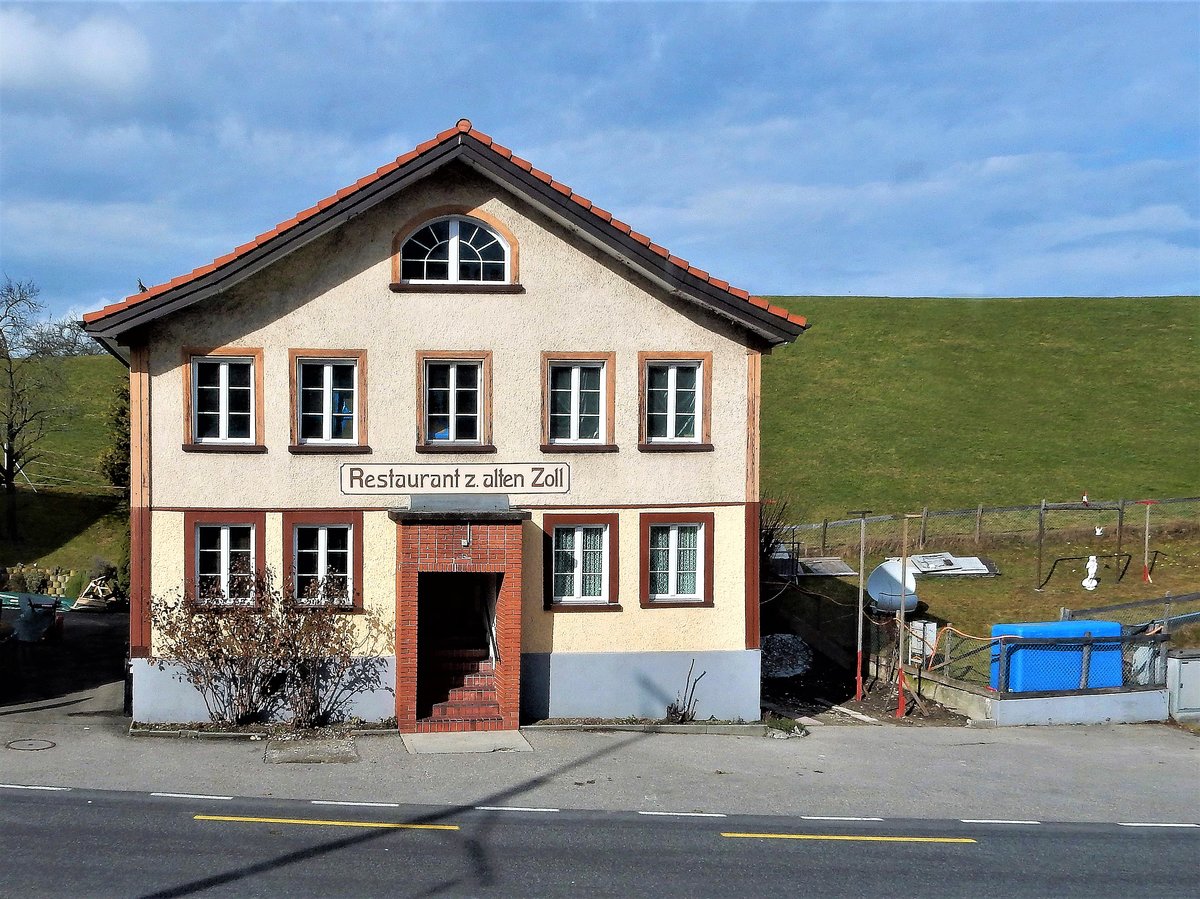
<box><xmin>148</xmin><ymin>568</ymin><xmax>392</xmax><ymax>728</ymax></box>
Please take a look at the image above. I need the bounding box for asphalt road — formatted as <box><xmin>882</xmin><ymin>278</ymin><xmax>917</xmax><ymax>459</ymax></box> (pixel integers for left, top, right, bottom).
<box><xmin>1</xmin><ymin>786</ymin><xmax>1196</xmax><ymax>898</ymax></box>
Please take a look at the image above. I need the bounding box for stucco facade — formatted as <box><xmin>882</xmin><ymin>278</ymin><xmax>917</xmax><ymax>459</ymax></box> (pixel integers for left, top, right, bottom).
<box><xmin>85</xmin><ymin>121</ymin><xmax>805</xmax><ymax>729</ymax></box>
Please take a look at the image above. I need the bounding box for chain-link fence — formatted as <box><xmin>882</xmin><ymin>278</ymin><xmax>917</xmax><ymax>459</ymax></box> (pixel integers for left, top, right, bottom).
<box><xmin>867</xmin><ymin>617</ymin><xmax>1170</xmax><ymax>694</ymax></box>
<box><xmin>782</xmin><ymin>496</ymin><xmax>1200</xmax><ymax>559</ymax></box>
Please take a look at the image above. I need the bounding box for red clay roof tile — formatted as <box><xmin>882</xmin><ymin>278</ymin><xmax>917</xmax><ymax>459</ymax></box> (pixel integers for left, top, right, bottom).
<box><xmin>84</xmin><ymin>120</ymin><xmax>804</xmax><ymax>334</ymax></box>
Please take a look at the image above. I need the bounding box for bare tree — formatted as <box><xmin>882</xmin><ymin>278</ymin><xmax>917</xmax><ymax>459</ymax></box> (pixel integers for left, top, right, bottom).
<box><xmin>1</xmin><ymin>277</ymin><xmax>64</xmax><ymax>537</ymax></box>
<box><xmin>23</xmin><ymin>316</ymin><xmax>105</xmax><ymax>357</ymax></box>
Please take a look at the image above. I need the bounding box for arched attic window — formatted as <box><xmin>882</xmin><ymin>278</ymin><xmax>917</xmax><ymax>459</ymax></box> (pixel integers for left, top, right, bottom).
<box><xmin>400</xmin><ymin>216</ymin><xmax>510</xmax><ymax>284</ymax></box>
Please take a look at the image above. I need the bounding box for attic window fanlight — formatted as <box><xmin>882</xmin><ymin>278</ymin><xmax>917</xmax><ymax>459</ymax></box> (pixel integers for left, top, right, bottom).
<box><xmin>400</xmin><ymin>216</ymin><xmax>509</xmax><ymax>284</ymax></box>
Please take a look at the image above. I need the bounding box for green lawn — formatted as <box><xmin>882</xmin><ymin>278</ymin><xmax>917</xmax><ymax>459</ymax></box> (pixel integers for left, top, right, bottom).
<box><xmin>761</xmin><ymin>296</ymin><xmax>1199</xmax><ymax>520</ymax></box>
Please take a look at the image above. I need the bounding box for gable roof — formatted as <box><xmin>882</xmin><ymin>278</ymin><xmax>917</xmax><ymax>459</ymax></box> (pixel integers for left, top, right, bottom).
<box><xmin>83</xmin><ymin>119</ymin><xmax>807</xmax><ymax>347</ymax></box>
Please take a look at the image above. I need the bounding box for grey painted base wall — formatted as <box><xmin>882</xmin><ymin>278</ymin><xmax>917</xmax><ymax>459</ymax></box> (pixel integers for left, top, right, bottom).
<box><xmin>521</xmin><ymin>650</ymin><xmax>761</xmax><ymax>722</ymax></box>
<box><xmin>132</xmin><ymin>658</ymin><xmax>398</xmax><ymax>724</ymax></box>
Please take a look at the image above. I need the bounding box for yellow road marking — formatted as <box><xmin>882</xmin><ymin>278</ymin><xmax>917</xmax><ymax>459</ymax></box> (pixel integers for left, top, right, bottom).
<box><xmin>721</xmin><ymin>832</ymin><xmax>976</xmax><ymax>844</ymax></box>
<box><xmin>195</xmin><ymin>814</ymin><xmax>458</xmax><ymax>831</ymax></box>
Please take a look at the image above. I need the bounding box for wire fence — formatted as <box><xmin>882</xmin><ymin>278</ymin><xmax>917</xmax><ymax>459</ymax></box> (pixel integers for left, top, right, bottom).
<box><xmin>1061</xmin><ymin>591</ymin><xmax>1200</xmax><ymax>634</ymax></box>
<box><xmin>782</xmin><ymin>496</ymin><xmax>1200</xmax><ymax>558</ymax></box>
<box><xmin>867</xmin><ymin>617</ymin><xmax>1170</xmax><ymax>694</ymax></box>
<box><xmin>11</xmin><ymin>448</ymin><xmax>126</xmax><ymax>494</ymax></box>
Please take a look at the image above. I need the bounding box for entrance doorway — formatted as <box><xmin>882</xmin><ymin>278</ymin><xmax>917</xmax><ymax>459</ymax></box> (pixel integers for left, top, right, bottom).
<box><xmin>416</xmin><ymin>572</ymin><xmax>501</xmax><ymax>722</ymax></box>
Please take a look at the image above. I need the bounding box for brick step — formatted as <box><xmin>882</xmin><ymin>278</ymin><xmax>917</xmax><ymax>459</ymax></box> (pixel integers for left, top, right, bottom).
<box><xmin>430</xmin><ymin>700</ymin><xmax>501</xmax><ymax>719</ymax></box>
<box><xmin>429</xmin><ymin>660</ymin><xmax>494</xmax><ymax>675</ymax></box>
<box><xmin>415</xmin><ymin>717</ymin><xmax>506</xmax><ymax>733</ymax></box>
<box><xmin>447</xmin><ymin>685</ymin><xmax>498</xmax><ymax>702</ymax></box>
<box><xmin>429</xmin><ymin>648</ymin><xmax>490</xmax><ymax>661</ymax></box>
<box><xmin>422</xmin><ymin>671</ymin><xmax>496</xmax><ymax>690</ymax></box>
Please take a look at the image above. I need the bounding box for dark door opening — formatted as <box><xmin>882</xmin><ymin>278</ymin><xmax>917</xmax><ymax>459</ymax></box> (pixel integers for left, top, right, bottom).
<box><xmin>416</xmin><ymin>572</ymin><xmax>500</xmax><ymax>720</ymax></box>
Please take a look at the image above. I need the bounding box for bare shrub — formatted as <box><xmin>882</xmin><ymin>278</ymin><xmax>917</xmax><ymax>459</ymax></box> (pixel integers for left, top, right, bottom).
<box><xmin>148</xmin><ymin>568</ymin><xmax>392</xmax><ymax>728</ymax></box>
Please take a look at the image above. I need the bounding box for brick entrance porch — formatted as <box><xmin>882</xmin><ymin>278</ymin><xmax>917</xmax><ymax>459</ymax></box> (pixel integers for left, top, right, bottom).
<box><xmin>391</xmin><ymin>510</ymin><xmax>527</xmax><ymax>733</ymax></box>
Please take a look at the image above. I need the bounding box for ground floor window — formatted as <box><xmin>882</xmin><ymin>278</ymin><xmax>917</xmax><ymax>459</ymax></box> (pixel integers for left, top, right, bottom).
<box><xmin>294</xmin><ymin>525</ymin><xmax>352</xmax><ymax>604</ymax></box>
<box><xmin>542</xmin><ymin>513</ymin><xmax>620</xmax><ymax>609</ymax></box>
<box><xmin>639</xmin><ymin>512</ymin><xmax>715</xmax><ymax>607</ymax></box>
<box><xmin>195</xmin><ymin>524</ymin><xmax>255</xmax><ymax>604</ymax></box>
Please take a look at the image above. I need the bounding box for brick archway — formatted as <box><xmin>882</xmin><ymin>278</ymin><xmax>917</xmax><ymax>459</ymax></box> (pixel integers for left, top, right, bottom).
<box><xmin>391</xmin><ymin>511</ymin><xmax>526</xmax><ymax>732</ymax></box>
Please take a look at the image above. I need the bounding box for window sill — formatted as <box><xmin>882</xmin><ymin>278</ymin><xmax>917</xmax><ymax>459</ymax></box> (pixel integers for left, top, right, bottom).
<box><xmin>540</xmin><ymin>443</ymin><xmax>619</xmax><ymax>454</ymax></box>
<box><xmin>390</xmin><ymin>282</ymin><xmax>525</xmax><ymax>294</ymax></box>
<box><xmin>637</xmin><ymin>442</ymin><xmax>714</xmax><ymax>453</ymax></box>
<box><xmin>289</xmin><ymin>603</ymin><xmax>365</xmax><ymax>614</ymax></box>
<box><xmin>415</xmin><ymin>443</ymin><xmax>498</xmax><ymax>454</ymax></box>
<box><xmin>544</xmin><ymin>602</ymin><xmax>623</xmax><ymax>612</ymax></box>
<box><xmin>640</xmin><ymin>598</ymin><xmax>715</xmax><ymax>609</ymax></box>
<box><xmin>182</xmin><ymin>443</ymin><xmax>268</xmax><ymax>454</ymax></box>
<box><xmin>288</xmin><ymin>444</ymin><xmax>373</xmax><ymax>455</ymax></box>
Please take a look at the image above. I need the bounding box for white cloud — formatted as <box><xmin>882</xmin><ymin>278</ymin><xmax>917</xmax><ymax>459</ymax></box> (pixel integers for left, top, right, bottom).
<box><xmin>0</xmin><ymin>8</ymin><xmax>151</xmax><ymax>96</ymax></box>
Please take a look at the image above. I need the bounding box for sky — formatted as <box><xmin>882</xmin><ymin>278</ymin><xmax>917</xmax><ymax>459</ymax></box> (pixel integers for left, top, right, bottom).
<box><xmin>0</xmin><ymin>1</ymin><xmax>1197</xmax><ymax>320</ymax></box>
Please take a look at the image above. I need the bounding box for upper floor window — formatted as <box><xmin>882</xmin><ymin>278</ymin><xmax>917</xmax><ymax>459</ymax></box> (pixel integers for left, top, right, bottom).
<box><xmin>638</xmin><ymin>352</ymin><xmax>713</xmax><ymax>452</ymax></box>
<box><xmin>400</xmin><ymin>217</ymin><xmax>509</xmax><ymax>284</ymax></box>
<box><xmin>550</xmin><ymin>363</ymin><xmax>603</xmax><ymax>443</ymax></box>
<box><xmin>193</xmin><ymin>357</ymin><xmax>254</xmax><ymax>443</ymax></box>
<box><xmin>416</xmin><ymin>351</ymin><xmax>494</xmax><ymax>451</ymax></box>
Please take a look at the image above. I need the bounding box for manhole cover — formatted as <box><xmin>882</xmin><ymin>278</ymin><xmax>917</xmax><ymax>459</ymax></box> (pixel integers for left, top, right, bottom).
<box><xmin>6</xmin><ymin>739</ymin><xmax>56</xmax><ymax>751</ymax></box>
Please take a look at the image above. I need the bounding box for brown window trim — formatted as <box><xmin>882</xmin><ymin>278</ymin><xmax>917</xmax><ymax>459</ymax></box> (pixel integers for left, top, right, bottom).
<box><xmin>639</xmin><ymin>511</ymin><xmax>715</xmax><ymax>609</ymax></box>
<box><xmin>540</xmin><ymin>352</ymin><xmax>617</xmax><ymax>449</ymax></box>
<box><xmin>282</xmin><ymin>510</ymin><xmax>365</xmax><ymax>612</ymax></box>
<box><xmin>540</xmin><ymin>444</ymin><xmax>619</xmax><ymax>454</ymax></box>
<box><xmin>415</xmin><ymin>350</ymin><xmax>493</xmax><ymax>449</ymax></box>
<box><xmin>288</xmin><ymin>349</ymin><xmax>369</xmax><ymax>449</ymax></box>
<box><xmin>182</xmin><ymin>347</ymin><xmax>265</xmax><ymax>447</ymax></box>
<box><xmin>637</xmin><ymin>351</ymin><xmax>713</xmax><ymax>447</ymax></box>
<box><xmin>390</xmin><ymin>283</ymin><xmax>525</xmax><ymax>295</ymax></box>
<box><xmin>542</xmin><ymin>512</ymin><xmax>620</xmax><ymax>611</ymax></box>
<box><xmin>637</xmin><ymin>443</ymin><xmax>714</xmax><ymax>454</ymax></box>
<box><xmin>391</xmin><ymin>205</ymin><xmax>521</xmax><ymax>285</ymax></box>
<box><xmin>288</xmin><ymin>444</ymin><xmax>372</xmax><ymax>455</ymax></box>
<box><xmin>182</xmin><ymin>443</ymin><xmax>268</xmax><ymax>454</ymax></box>
<box><xmin>183</xmin><ymin>510</ymin><xmax>267</xmax><ymax>609</ymax></box>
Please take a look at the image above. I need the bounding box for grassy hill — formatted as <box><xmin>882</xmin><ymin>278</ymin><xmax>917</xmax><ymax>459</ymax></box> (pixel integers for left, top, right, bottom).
<box><xmin>761</xmin><ymin>296</ymin><xmax>1198</xmax><ymax>520</ymax></box>
<box><xmin>1</xmin><ymin>354</ymin><xmax>127</xmax><ymax>570</ymax></box>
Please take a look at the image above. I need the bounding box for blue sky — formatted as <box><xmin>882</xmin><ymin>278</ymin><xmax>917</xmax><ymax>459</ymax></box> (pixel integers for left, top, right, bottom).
<box><xmin>1</xmin><ymin>2</ymin><xmax>1197</xmax><ymax>319</ymax></box>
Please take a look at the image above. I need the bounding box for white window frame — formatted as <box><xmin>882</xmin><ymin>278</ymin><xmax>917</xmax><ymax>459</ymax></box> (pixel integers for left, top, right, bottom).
<box><xmin>648</xmin><ymin>523</ymin><xmax>704</xmax><ymax>602</ymax></box>
<box><xmin>551</xmin><ymin>524</ymin><xmax>610</xmax><ymax>604</ymax></box>
<box><xmin>401</xmin><ymin>217</ymin><xmax>510</xmax><ymax>285</ymax></box>
<box><xmin>292</xmin><ymin>524</ymin><xmax>354</xmax><ymax>605</ymax></box>
<box><xmin>548</xmin><ymin>362</ymin><xmax>606</xmax><ymax>444</ymax></box>
<box><xmin>645</xmin><ymin>361</ymin><xmax>701</xmax><ymax>444</ymax></box>
<box><xmin>195</xmin><ymin>524</ymin><xmax>256</xmax><ymax>605</ymax></box>
<box><xmin>297</xmin><ymin>358</ymin><xmax>358</xmax><ymax>444</ymax></box>
<box><xmin>192</xmin><ymin>357</ymin><xmax>255</xmax><ymax>444</ymax></box>
<box><xmin>424</xmin><ymin>360</ymin><xmax>482</xmax><ymax>444</ymax></box>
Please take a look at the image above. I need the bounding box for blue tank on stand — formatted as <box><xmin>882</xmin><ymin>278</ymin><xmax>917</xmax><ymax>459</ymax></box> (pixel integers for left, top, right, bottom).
<box><xmin>990</xmin><ymin>619</ymin><xmax>1123</xmax><ymax>692</ymax></box>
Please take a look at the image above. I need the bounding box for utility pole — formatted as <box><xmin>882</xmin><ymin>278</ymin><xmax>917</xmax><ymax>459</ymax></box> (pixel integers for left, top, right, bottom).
<box><xmin>849</xmin><ymin>509</ymin><xmax>872</xmax><ymax>702</ymax></box>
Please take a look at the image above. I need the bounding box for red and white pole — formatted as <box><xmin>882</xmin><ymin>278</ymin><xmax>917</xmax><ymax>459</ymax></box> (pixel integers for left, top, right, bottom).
<box><xmin>1138</xmin><ymin>499</ymin><xmax>1159</xmax><ymax>583</ymax></box>
<box><xmin>851</xmin><ymin>510</ymin><xmax>872</xmax><ymax>702</ymax></box>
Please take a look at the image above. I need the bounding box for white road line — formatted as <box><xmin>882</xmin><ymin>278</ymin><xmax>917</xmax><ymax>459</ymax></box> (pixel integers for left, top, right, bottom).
<box><xmin>0</xmin><ymin>783</ymin><xmax>70</xmax><ymax>791</ymax></box>
<box><xmin>801</xmin><ymin>815</ymin><xmax>884</xmax><ymax>822</ymax></box>
<box><xmin>475</xmin><ymin>805</ymin><xmax>560</xmax><ymax>813</ymax></box>
<box><xmin>638</xmin><ymin>811</ymin><xmax>727</xmax><ymax>818</ymax></box>
<box><xmin>312</xmin><ymin>800</ymin><xmax>400</xmax><ymax>808</ymax></box>
<box><xmin>150</xmin><ymin>792</ymin><xmax>232</xmax><ymax>801</ymax></box>
<box><xmin>961</xmin><ymin>819</ymin><xmax>1041</xmax><ymax>825</ymax></box>
<box><xmin>1117</xmin><ymin>822</ymin><xmax>1199</xmax><ymax>828</ymax></box>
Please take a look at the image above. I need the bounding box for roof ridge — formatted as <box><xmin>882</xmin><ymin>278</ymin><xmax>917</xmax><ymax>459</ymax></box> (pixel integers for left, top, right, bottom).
<box><xmin>84</xmin><ymin>119</ymin><xmax>806</xmax><ymax>330</ymax></box>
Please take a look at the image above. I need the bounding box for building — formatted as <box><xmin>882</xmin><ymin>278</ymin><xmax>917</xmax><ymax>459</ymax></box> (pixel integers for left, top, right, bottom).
<box><xmin>83</xmin><ymin>120</ymin><xmax>807</xmax><ymax>731</ymax></box>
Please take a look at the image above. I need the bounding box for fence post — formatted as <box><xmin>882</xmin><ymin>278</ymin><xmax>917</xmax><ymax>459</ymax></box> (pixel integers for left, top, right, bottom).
<box><xmin>1164</xmin><ymin>593</ymin><xmax>1172</xmax><ymax>632</ymax></box>
<box><xmin>975</xmin><ymin>504</ymin><xmax>983</xmax><ymax>545</ymax></box>
<box><xmin>919</xmin><ymin>507</ymin><xmax>929</xmax><ymax>549</ymax></box>
<box><xmin>1079</xmin><ymin>635</ymin><xmax>1092</xmax><ymax>690</ymax></box>
<box><xmin>998</xmin><ymin>641</ymin><xmax>1010</xmax><ymax>693</ymax></box>
<box><xmin>1036</xmin><ymin>499</ymin><xmax>1047</xmax><ymax>589</ymax></box>
<box><xmin>1116</xmin><ymin>499</ymin><xmax>1125</xmax><ymax>554</ymax></box>
<box><xmin>820</xmin><ymin>518</ymin><xmax>829</xmax><ymax>556</ymax></box>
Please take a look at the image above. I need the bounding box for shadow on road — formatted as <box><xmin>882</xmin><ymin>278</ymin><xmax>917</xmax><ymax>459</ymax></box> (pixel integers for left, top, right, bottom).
<box><xmin>139</xmin><ymin>731</ymin><xmax>649</xmax><ymax>899</ymax></box>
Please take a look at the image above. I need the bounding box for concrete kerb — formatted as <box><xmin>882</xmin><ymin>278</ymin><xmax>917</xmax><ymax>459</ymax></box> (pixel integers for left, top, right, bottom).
<box><xmin>127</xmin><ymin>723</ymin><xmax>770</xmax><ymax>740</ymax></box>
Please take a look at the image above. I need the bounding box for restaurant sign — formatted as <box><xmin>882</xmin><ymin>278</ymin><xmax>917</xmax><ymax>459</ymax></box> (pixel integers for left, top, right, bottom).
<box><xmin>340</xmin><ymin>462</ymin><xmax>570</xmax><ymax>495</ymax></box>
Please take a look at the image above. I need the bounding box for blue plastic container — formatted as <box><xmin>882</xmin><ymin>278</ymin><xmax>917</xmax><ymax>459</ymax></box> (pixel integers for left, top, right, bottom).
<box><xmin>990</xmin><ymin>619</ymin><xmax>1123</xmax><ymax>692</ymax></box>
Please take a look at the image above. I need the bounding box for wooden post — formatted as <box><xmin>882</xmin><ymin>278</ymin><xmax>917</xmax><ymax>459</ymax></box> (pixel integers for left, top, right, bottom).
<box><xmin>820</xmin><ymin>518</ymin><xmax>829</xmax><ymax>556</ymax></box>
<box><xmin>850</xmin><ymin>509</ymin><xmax>872</xmax><ymax>702</ymax></box>
<box><xmin>1036</xmin><ymin>499</ymin><xmax>1047</xmax><ymax>589</ymax></box>
<box><xmin>1079</xmin><ymin>635</ymin><xmax>1093</xmax><ymax>690</ymax></box>
<box><xmin>1143</xmin><ymin>501</ymin><xmax>1152</xmax><ymax>582</ymax></box>
<box><xmin>919</xmin><ymin>506</ymin><xmax>929</xmax><ymax>549</ymax></box>
<box><xmin>997</xmin><ymin>640</ymin><xmax>1010</xmax><ymax>693</ymax></box>
<box><xmin>1116</xmin><ymin>499</ymin><xmax>1125</xmax><ymax>554</ymax></box>
<box><xmin>975</xmin><ymin>503</ymin><xmax>984</xmax><ymax>545</ymax></box>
